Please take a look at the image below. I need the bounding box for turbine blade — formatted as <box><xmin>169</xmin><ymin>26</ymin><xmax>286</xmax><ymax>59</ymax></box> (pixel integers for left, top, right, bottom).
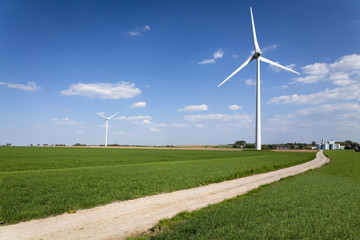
<box><xmin>218</xmin><ymin>56</ymin><xmax>254</xmax><ymax>87</ymax></box>
<box><xmin>259</xmin><ymin>56</ymin><xmax>300</xmax><ymax>75</ymax></box>
<box><xmin>250</xmin><ymin>7</ymin><xmax>261</xmax><ymax>53</ymax></box>
<box><xmin>96</xmin><ymin>113</ymin><xmax>107</xmax><ymax>119</ymax></box>
<box><xmin>108</xmin><ymin>112</ymin><xmax>120</xmax><ymax>120</ymax></box>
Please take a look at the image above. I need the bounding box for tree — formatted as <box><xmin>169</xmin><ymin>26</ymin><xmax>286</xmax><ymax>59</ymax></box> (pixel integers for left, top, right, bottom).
<box><xmin>244</xmin><ymin>143</ymin><xmax>255</xmax><ymax>148</ymax></box>
<box><xmin>73</xmin><ymin>143</ymin><xmax>86</xmax><ymax>146</ymax></box>
<box><xmin>336</xmin><ymin>140</ymin><xmax>359</xmax><ymax>149</ymax></box>
<box><xmin>233</xmin><ymin>140</ymin><xmax>246</xmax><ymax>148</ymax></box>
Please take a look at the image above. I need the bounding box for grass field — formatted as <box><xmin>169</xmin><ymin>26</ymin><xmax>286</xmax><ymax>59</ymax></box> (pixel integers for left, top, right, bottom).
<box><xmin>135</xmin><ymin>150</ymin><xmax>360</xmax><ymax>239</ymax></box>
<box><xmin>0</xmin><ymin>147</ymin><xmax>315</xmax><ymax>225</ymax></box>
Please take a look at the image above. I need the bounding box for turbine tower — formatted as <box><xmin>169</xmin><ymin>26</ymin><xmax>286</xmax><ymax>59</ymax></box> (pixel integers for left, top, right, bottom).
<box><xmin>96</xmin><ymin>112</ymin><xmax>119</xmax><ymax>147</ymax></box>
<box><xmin>217</xmin><ymin>7</ymin><xmax>300</xmax><ymax>150</ymax></box>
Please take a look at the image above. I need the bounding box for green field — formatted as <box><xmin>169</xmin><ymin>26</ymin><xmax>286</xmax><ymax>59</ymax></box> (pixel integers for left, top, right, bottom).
<box><xmin>0</xmin><ymin>147</ymin><xmax>315</xmax><ymax>224</ymax></box>
<box><xmin>137</xmin><ymin>150</ymin><xmax>360</xmax><ymax>239</ymax></box>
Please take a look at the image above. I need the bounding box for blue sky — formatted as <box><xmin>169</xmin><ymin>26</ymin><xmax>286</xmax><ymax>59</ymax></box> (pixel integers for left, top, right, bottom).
<box><xmin>1</xmin><ymin>0</ymin><xmax>359</xmax><ymax>146</ymax></box>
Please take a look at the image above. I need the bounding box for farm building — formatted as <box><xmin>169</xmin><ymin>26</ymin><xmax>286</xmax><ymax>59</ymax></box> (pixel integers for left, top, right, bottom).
<box><xmin>316</xmin><ymin>138</ymin><xmax>342</xmax><ymax>150</ymax></box>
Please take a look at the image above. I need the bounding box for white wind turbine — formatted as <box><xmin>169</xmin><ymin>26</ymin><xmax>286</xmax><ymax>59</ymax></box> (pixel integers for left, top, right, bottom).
<box><xmin>218</xmin><ymin>7</ymin><xmax>300</xmax><ymax>150</ymax></box>
<box><xmin>96</xmin><ymin>112</ymin><xmax>119</xmax><ymax>147</ymax></box>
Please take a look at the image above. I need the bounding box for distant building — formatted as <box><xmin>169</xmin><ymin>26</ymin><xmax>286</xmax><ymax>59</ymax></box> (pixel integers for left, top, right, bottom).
<box><xmin>317</xmin><ymin>138</ymin><xmax>342</xmax><ymax>150</ymax></box>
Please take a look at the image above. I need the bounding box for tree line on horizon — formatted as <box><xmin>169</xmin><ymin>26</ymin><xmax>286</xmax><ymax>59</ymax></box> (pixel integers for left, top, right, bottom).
<box><xmin>232</xmin><ymin>140</ymin><xmax>359</xmax><ymax>150</ymax></box>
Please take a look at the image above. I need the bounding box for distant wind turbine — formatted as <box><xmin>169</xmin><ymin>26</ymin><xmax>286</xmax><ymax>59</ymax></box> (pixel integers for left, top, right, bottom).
<box><xmin>96</xmin><ymin>112</ymin><xmax>119</xmax><ymax>147</ymax></box>
<box><xmin>217</xmin><ymin>7</ymin><xmax>300</xmax><ymax>150</ymax></box>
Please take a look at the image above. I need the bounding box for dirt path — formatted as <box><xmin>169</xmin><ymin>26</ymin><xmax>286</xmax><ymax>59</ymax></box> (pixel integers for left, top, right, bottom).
<box><xmin>0</xmin><ymin>150</ymin><xmax>329</xmax><ymax>240</ymax></box>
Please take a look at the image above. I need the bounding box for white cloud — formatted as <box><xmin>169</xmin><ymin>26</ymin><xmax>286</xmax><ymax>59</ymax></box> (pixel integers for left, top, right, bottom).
<box><xmin>184</xmin><ymin>113</ymin><xmax>253</xmax><ymax>124</ymax></box>
<box><xmin>266</xmin><ymin>53</ymin><xmax>360</xmax><ymax>140</ymax></box>
<box><xmin>198</xmin><ymin>49</ymin><xmax>223</xmax><ymax>65</ymax></box>
<box><xmin>328</xmin><ymin>72</ymin><xmax>349</xmax><ymax>81</ymax></box>
<box><xmin>177</xmin><ymin>104</ymin><xmax>209</xmax><ymax>112</ymax></box>
<box><xmin>128</xmin><ymin>31</ymin><xmax>141</xmax><ymax>37</ymax></box>
<box><xmin>61</xmin><ymin>82</ymin><xmax>141</xmax><ymax>99</ymax></box>
<box><xmin>232</xmin><ymin>54</ymin><xmax>239</xmax><ymax>58</ymax></box>
<box><xmin>272</xmin><ymin>54</ymin><xmax>360</xmax><ymax>105</ymax></box>
<box><xmin>262</xmin><ymin>44</ymin><xmax>279</xmax><ymax>52</ymax></box>
<box><xmin>149</xmin><ymin>128</ymin><xmax>162</xmax><ymax>132</ymax></box>
<box><xmin>52</xmin><ymin>117</ymin><xmax>81</xmax><ymax>125</ymax></box>
<box><xmin>302</xmin><ymin>62</ymin><xmax>330</xmax><ymax>75</ymax></box>
<box><xmin>184</xmin><ymin>113</ymin><xmax>224</xmax><ymax>121</ymax></box>
<box><xmin>245</xmin><ymin>78</ymin><xmax>256</xmax><ymax>86</ymax></box>
<box><xmin>142</xmin><ymin>25</ymin><xmax>151</xmax><ymax>31</ymax></box>
<box><xmin>296</xmin><ymin>102</ymin><xmax>359</xmax><ymax>116</ymax></box>
<box><xmin>329</xmin><ymin>72</ymin><xmax>356</xmax><ymax>86</ymax></box>
<box><xmin>198</xmin><ymin>59</ymin><xmax>215</xmax><ymax>65</ymax></box>
<box><xmin>270</xmin><ymin>63</ymin><xmax>296</xmax><ymax>73</ymax></box>
<box><xmin>117</xmin><ymin>115</ymin><xmax>153</xmax><ymax>125</ymax></box>
<box><xmin>266</xmin><ymin>102</ymin><xmax>360</xmax><ymax>133</ymax></box>
<box><xmin>251</xmin><ymin>44</ymin><xmax>279</xmax><ymax>55</ymax></box>
<box><xmin>117</xmin><ymin>115</ymin><xmax>152</xmax><ymax>121</ymax></box>
<box><xmin>270</xmin><ymin>84</ymin><xmax>360</xmax><ymax>105</ymax></box>
<box><xmin>293</xmin><ymin>75</ymin><xmax>325</xmax><ymax>84</ymax></box>
<box><xmin>117</xmin><ymin>114</ymin><xmax>166</xmax><ymax>132</ymax></box>
<box><xmin>228</xmin><ymin>105</ymin><xmax>242</xmax><ymax>111</ymax></box>
<box><xmin>213</xmin><ymin>49</ymin><xmax>224</xmax><ymax>59</ymax></box>
<box><xmin>131</xmin><ymin>101</ymin><xmax>146</xmax><ymax>108</ymax></box>
<box><xmin>184</xmin><ymin>114</ymin><xmax>254</xmax><ymax>134</ymax></box>
<box><xmin>127</xmin><ymin>25</ymin><xmax>151</xmax><ymax>37</ymax></box>
<box><xmin>292</xmin><ymin>54</ymin><xmax>360</xmax><ymax>85</ymax></box>
<box><xmin>155</xmin><ymin>123</ymin><xmax>188</xmax><ymax>128</ymax></box>
<box><xmin>329</xmin><ymin>54</ymin><xmax>360</xmax><ymax>72</ymax></box>
<box><xmin>0</xmin><ymin>81</ymin><xmax>41</xmax><ymax>92</ymax></box>
<box><xmin>98</xmin><ymin>124</ymin><xmax>109</xmax><ymax>129</ymax></box>
<box><xmin>265</xmin><ymin>114</ymin><xmax>297</xmax><ymax>133</ymax></box>
<box><xmin>142</xmin><ymin>119</ymin><xmax>152</xmax><ymax>124</ymax></box>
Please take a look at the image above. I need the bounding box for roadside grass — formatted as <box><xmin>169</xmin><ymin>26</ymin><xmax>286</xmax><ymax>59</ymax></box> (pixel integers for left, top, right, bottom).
<box><xmin>135</xmin><ymin>150</ymin><xmax>360</xmax><ymax>239</ymax></box>
<box><xmin>0</xmin><ymin>147</ymin><xmax>315</xmax><ymax>224</ymax></box>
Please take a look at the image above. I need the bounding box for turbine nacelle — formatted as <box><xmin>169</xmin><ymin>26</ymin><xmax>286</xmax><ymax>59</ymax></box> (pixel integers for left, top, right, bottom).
<box><xmin>253</xmin><ymin>51</ymin><xmax>261</xmax><ymax>59</ymax></box>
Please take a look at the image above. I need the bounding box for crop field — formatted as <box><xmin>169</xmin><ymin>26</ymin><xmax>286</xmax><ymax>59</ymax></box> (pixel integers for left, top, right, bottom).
<box><xmin>0</xmin><ymin>147</ymin><xmax>316</xmax><ymax>225</ymax></box>
<box><xmin>138</xmin><ymin>150</ymin><xmax>360</xmax><ymax>239</ymax></box>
